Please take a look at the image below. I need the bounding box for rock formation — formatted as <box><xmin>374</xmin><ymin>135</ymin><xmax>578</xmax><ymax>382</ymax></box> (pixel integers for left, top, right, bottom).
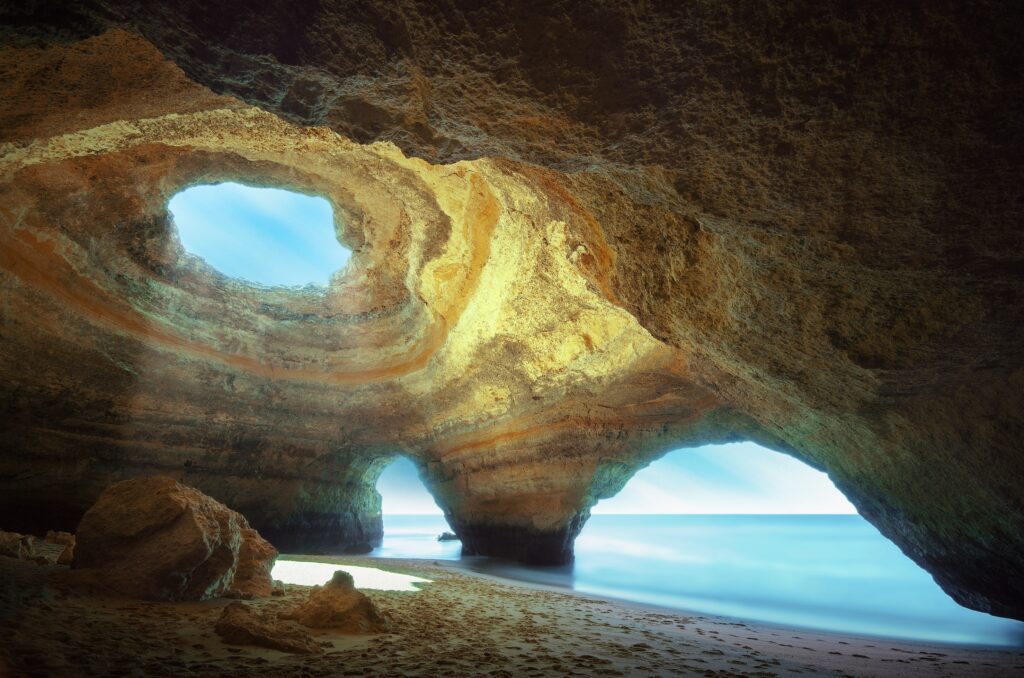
<box><xmin>284</xmin><ymin>570</ymin><xmax>390</xmax><ymax>633</ymax></box>
<box><xmin>1</xmin><ymin>1</ymin><xmax>1022</xmax><ymax>619</ymax></box>
<box><xmin>44</xmin><ymin>531</ymin><xmax>75</xmax><ymax>566</ymax></box>
<box><xmin>230</xmin><ymin>525</ymin><xmax>278</xmax><ymax>599</ymax></box>
<box><xmin>214</xmin><ymin>602</ymin><xmax>323</xmax><ymax>655</ymax></box>
<box><xmin>0</xmin><ymin>531</ymin><xmax>39</xmax><ymax>562</ymax></box>
<box><xmin>73</xmin><ymin>477</ymin><xmax>277</xmax><ymax>600</ymax></box>
<box><xmin>0</xmin><ymin>529</ymin><xmax>68</xmax><ymax>565</ymax></box>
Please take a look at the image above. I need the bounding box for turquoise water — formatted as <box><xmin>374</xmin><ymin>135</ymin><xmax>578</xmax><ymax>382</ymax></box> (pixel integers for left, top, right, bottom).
<box><xmin>374</xmin><ymin>514</ymin><xmax>1024</xmax><ymax>647</ymax></box>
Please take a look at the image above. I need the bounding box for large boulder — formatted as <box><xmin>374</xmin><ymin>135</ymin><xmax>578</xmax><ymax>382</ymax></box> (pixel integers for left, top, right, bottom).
<box><xmin>73</xmin><ymin>476</ymin><xmax>277</xmax><ymax>600</ymax></box>
<box><xmin>284</xmin><ymin>570</ymin><xmax>389</xmax><ymax>633</ymax></box>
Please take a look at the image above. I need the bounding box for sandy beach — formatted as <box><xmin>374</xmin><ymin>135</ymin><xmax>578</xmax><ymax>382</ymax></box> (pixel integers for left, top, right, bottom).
<box><xmin>1</xmin><ymin>554</ymin><xmax>1021</xmax><ymax>677</ymax></box>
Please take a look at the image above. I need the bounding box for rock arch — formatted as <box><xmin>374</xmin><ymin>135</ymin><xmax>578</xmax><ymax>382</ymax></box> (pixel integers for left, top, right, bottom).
<box><xmin>2</xmin><ymin>2</ymin><xmax>1024</xmax><ymax>621</ymax></box>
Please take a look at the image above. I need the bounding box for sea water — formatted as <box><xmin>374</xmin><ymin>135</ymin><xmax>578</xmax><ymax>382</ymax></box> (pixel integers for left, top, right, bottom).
<box><xmin>372</xmin><ymin>514</ymin><xmax>1024</xmax><ymax>647</ymax></box>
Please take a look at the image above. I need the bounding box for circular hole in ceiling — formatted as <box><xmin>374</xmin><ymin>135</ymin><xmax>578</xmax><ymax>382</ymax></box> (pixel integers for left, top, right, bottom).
<box><xmin>168</xmin><ymin>182</ymin><xmax>351</xmax><ymax>287</ymax></box>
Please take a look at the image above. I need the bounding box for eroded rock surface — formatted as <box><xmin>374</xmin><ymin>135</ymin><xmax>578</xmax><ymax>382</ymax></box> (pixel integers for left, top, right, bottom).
<box><xmin>44</xmin><ymin>531</ymin><xmax>75</xmax><ymax>566</ymax></box>
<box><xmin>0</xmin><ymin>530</ymin><xmax>39</xmax><ymax>561</ymax></box>
<box><xmin>73</xmin><ymin>476</ymin><xmax>277</xmax><ymax>600</ymax></box>
<box><xmin>1</xmin><ymin>2</ymin><xmax>1023</xmax><ymax>619</ymax></box>
<box><xmin>214</xmin><ymin>602</ymin><xmax>323</xmax><ymax>655</ymax></box>
<box><xmin>284</xmin><ymin>570</ymin><xmax>389</xmax><ymax>633</ymax></box>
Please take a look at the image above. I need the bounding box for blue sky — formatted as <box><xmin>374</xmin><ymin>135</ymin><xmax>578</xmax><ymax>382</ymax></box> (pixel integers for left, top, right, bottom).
<box><xmin>378</xmin><ymin>443</ymin><xmax>856</xmax><ymax>515</ymax></box>
<box><xmin>168</xmin><ymin>184</ymin><xmax>855</xmax><ymax>516</ymax></box>
<box><xmin>377</xmin><ymin>457</ymin><xmax>444</xmax><ymax>514</ymax></box>
<box><xmin>168</xmin><ymin>182</ymin><xmax>350</xmax><ymax>286</ymax></box>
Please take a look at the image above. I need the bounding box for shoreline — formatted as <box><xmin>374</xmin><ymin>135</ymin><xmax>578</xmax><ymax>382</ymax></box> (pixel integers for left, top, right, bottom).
<box><xmin>3</xmin><ymin>553</ymin><xmax>1023</xmax><ymax>676</ymax></box>
<box><xmin>426</xmin><ymin>555</ymin><xmax>1024</xmax><ymax>653</ymax></box>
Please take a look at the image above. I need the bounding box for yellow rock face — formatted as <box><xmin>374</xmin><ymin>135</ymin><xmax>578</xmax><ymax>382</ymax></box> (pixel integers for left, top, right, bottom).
<box><xmin>2</xmin><ymin>2</ymin><xmax>1024</xmax><ymax>622</ymax></box>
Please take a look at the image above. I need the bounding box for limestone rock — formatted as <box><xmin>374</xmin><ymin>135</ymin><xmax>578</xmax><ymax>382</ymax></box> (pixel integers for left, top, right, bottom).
<box><xmin>44</xmin><ymin>531</ymin><xmax>75</xmax><ymax>566</ymax></box>
<box><xmin>1</xmin><ymin>3</ymin><xmax>1024</xmax><ymax>621</ymax></box>
<box><xmin>230</xmin><ymin>526</ymin><xmax>278</xmax><ymax>598</ymax></box>
<box><xmin>214</xmin><ymin>602</ymin><xmax>323</xmax><ymax>655</ymax></box>
<box><xmin>0</xmin><ymin>530</ymin><xmax>68</xmax><ymax>566</ymax></box>
<box><xmin>284</xmin><ymin>571</ymin><xmax>389</xmax><ymax>633</ymax></box>
<box><xmin>73</xmin><ymin>476</ymin><xmax>275</xmax><ymax>601</ymax></box>
<box><xmin>0</xmin><ymin>530</ymin><xmax>37</xmax><ymax>560</ymax></box>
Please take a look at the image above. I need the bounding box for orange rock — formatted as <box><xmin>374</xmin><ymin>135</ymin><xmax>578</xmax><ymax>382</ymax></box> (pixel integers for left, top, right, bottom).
<box><xmin>228</xmin><ymin>526</ymin><xmax>278</xmax><ymax>599</ymax></box>
<box><xmin>284</xmin><ymin>570</ymin><xmax>390</xmax><ymax>633</ymax></box>
<box><xmin>73</xmin><ymin>476</ymin><xmax>276</xmax><ymax>601</ymax></box>
<box><xmin>214</xmin><ymin>602</ymin><xmax>322</xmax><ymax>655</ymax></box>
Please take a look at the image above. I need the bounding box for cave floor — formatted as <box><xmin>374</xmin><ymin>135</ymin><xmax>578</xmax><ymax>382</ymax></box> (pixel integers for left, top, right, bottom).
<box><xmin>1</xmin><ymin>556</ymin><xmax>1021</xmax><ymax>677</ymax></box>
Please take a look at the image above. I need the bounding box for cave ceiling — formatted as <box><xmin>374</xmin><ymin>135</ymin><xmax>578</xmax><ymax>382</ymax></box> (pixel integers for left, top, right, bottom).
<box><xmin>1</xmin><ymin>1</ymin><xmax>1023</xmax><ymax>619</ymax></box>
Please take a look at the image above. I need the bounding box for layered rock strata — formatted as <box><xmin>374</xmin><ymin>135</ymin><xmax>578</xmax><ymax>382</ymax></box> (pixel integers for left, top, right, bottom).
<box><xmin>1</xmin><ymin>2</ymin><xmax>1023</xmax><ymax>619</ymax></box>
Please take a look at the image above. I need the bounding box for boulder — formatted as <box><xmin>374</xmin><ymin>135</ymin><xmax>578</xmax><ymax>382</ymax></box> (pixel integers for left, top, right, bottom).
<box><xmin>214</xmin><ymin>602</ymin><xmax>323</xmax><ymax>655</ymax></box>
<box><xmin>0</xmin><ymin>529</ymin><xmax>69</xmax><ymax>565</ymax></box>
<box><xmin>284</xmin><ymin>570</ymin><xmax>389</xmax><ymax>633</ymax></box>
<box><xmin>73</xmin><ymin>476</ymin><xmax>277</xmax><ymax>600</ymax></box>
<box><xmin>227</xmin><ymin>526</ymin><xmax>278</xmax><ymax>598</ymax></box>
<box><xmin>44</xmin><ymin>531</ymin><xmax>75</xmax><ymax>565</ymax></box>
<box><xmin>0</xmin><ymin>530</ymin><xmax>37</xmax><ymax>560</ymax></box>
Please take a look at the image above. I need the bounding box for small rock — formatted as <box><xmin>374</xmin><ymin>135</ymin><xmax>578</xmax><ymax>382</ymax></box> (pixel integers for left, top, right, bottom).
<box><xmin>283</xmin><ymin>570</ymin><xmax>390</xmax><ymax>633</ymax></box>
<box><xmin>214</xmin><ymin>602</ymin><xmax>323</xmax><ymax>655</ymax></box>
<box><xmin>437</xmin><ymin>532</ymin><xmax>459</xmax><ymax>542</ymax></box>
<box><xmin>45</xmin><ymin>531</ymin><xmax>75</xmax><ymax>565</ymax></box>
<box><xmin>0</xmin><ymin>530</ymin><xmax>37</xmax><ymax>560</ymax></box>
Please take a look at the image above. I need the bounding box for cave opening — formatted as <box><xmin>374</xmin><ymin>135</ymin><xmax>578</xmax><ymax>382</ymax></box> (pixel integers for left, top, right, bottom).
<box><xmin>574</xmin><ymin>442</ymin><xmax>1024</xmax><ymax>646</ymax></box>
<box><xmin>167</xmin><ymin>182</ymin><xmax>351</xmax><ymax>287</ymax></box>
<box><xmin>372</xmin><ymin>456</ymin><xmax>460</xmax><ymax>560</ymax></box>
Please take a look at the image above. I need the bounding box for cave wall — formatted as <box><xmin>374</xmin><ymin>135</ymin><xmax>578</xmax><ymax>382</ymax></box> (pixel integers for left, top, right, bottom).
<box><xmin>2</xmin><ymin>1</ymin><xmax>1023</xmax><ymax>618</ymax></box>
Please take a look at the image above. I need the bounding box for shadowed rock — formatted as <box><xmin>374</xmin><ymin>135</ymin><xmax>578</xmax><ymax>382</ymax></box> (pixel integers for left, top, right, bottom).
<box><xmin>44</xmin><ymin>531</ymin><xmax>75</xmax><ymax>565</ymax></box>
<box><xmin>284</xmin><ymin>570</ymin><xmax>390</xmax><ymax>633</ymax></box>
<box><xmin>214</xmin><ymin>602</ymin><xmax>323</xmax><ymax>654</ymax></box>
<box><xmin>73</xmin><ymin>476</ymin><xmax>277</xmax><ymax>600</ymax></box>
<box><xmin>0</xmin><ymin>530</ymin><xmax>38</xmax><ymax>561</ymax></box>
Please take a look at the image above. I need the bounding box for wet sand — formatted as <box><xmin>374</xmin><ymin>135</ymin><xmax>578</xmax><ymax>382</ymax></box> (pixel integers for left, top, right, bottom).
<box><xmin>1</xmin><ymin>554</ymin><xmax>1022</xmax><ymax>677</ymax></box>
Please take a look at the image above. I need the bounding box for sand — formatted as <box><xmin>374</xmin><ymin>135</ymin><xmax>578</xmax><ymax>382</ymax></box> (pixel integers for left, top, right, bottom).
<box><xmin>1</xmin><ymin>554</ymin><xmax>1022</xmax><ymax>677</ymax></box>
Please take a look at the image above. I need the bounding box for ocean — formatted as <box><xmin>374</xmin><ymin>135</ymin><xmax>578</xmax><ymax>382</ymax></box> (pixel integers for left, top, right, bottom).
<box><xmin>371</xmin><ymin>514</ymin><xmax>1024</xmax><ymax>647</ymax></box>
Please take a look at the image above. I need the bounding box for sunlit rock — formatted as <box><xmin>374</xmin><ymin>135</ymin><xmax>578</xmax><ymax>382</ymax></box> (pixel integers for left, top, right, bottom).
<box><xmin>283</xmin><ymin>570</ymin><xmax>390</xmax><ymax>633</ymax></box>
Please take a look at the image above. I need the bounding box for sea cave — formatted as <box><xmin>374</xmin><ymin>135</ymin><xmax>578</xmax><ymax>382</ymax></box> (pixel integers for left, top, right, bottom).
<box><xmin>1</xmin><ymin>1</ymin><xmax>1023</xmax><ymax>676</ymax></box>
